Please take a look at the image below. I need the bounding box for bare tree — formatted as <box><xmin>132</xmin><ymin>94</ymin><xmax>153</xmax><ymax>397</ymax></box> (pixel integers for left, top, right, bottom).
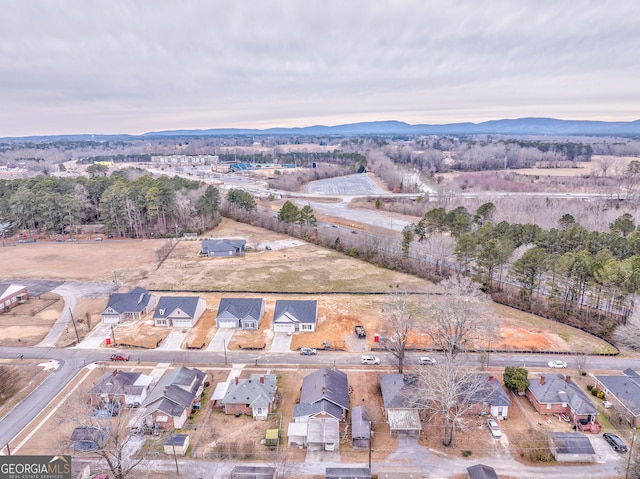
<box><xmin>62</xmin><ymin>383</ymin><xmax>158</xmax><ymax>479</ymax></box>
<box><xmin>379</xmin><ymin>288</ymin><xmax>421</xmax><ymax>373</ymax></box>
<box><xmin>424</xmin><ymin>276</ymin><xmax>493</xmax><ymax>358</ymax></box>
<box><xmin>409</xmin><ymin>356</ymin><xmax>488</xmax><ymax>447</ymax></box>
<box><xmin>613</xmin><ymin>305</ymin><xmax>640</xmax><ymax>352</ymax></box>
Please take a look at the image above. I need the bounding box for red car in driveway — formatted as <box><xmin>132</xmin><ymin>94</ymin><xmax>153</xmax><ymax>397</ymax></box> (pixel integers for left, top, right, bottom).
<box><xmin>110</xmin><ymin>353</ymin><xmax>130</xmax><ymax>361</ymax></box>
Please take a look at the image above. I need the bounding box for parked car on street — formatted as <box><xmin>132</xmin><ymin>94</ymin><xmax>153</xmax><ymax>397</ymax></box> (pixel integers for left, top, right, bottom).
<box><xmin>361</xmin><ymin>355</ymin><xmax>380</xmax><ymax>365</ymax></box>
<box><xmin>300</xmin><ymin>347</ymin><xmax>317</xmax><ymax>355</ymax></box>
<box><xmin>603</xmin><ymin>433</ymin><xmax>628</xmax><ymax>452</ymax></box>
<box><xmin>548</xmin><ymin>360</ymin><xmax>568</xmax><ymax>368</ymax></box>
<box><xmin>487</xmin><ymin>418</ymin><xmax>502</xmax><ymax>438</ymax></box>
<box><xmin>110</xmin><ymin>353</ymin><xmax>130</xmax><ymax>361</ymax></box>
<box><xmin>418</xmin><ymin>356</ymin><xmax>437</xmax><ymax>365</ymax></box>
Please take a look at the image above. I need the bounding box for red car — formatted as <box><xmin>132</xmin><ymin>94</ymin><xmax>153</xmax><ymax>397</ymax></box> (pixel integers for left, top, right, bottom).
<box><xmin>110</xmin><ymin>353</ymin><xmax>130</xmax><ymax>361</ymax></box>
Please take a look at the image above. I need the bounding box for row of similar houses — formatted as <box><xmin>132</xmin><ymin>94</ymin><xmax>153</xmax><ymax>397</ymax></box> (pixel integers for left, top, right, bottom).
<box><xmin>100</xmin><ymin>287</ymin><xmax>318</xmax><ymax>332</ymax></box>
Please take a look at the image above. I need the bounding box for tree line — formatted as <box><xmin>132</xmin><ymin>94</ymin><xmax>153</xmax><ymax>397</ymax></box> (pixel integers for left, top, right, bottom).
<box><xmin>0</xmin><ymin>169</ymin><xmax>221</xmax><ymax>238</ymax></box>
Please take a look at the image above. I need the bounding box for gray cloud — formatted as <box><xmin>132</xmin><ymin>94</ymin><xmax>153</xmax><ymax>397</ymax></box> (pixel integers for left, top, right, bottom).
<box><xmin>1</xmin><ymin>0</ymin><xmax>639</xmax><ymax>136</ymax></box>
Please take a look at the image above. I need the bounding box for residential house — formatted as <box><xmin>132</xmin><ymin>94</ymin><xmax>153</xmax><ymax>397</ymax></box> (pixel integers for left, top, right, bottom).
<box><xmin>467</xmin><ymin>374</ymin><xmax>511</xmax><ymax>419</ymax></box>
<box><xmin>87</xmin><ymin>369</ymin><xmax>153</xmax><ymax>407</ymax></box>
<box><xmin>467</xmin><ymin>464</ymin><xmax>499</xmax><ymax>479</ymax></box>
<box><xmin>351</xmin><ymin>406</ymin><xmax>371</xmax><ymax>449</ymax></box>
<box><xmin>272</xmin><ymin>299</ymin><xmax>318</xmax><ymax>333</ymax></box>
<box><xmin>222</xmin><ymin>374</ymin><xmax>277</xmax><ymax>419</ymax></box>
<box><xmin>215</xmin><ymin>298</ymin><xmax>265</xmax><ymax>330</ymax></box>
<box><xmin>153</xmin><ymin>295</ymin><xmax>206</xmax><ymax>328</ymax></box>
<box><xmin>71</xmin><ymin>426</ymin><xmax>106</xmax><ymax>451</ymax></box>
<box><xmin>379</xmin><ymin>374</ymin><xmax>422</xmax><ymax>435</ymax></box>
<box><xmin>142</xmin><ymin>366</ymin><xmax>206</xmax><ymax>430</ymax></box>
<box><xmin>201</xmin><ymin>238</ymin><xmax>246</xmax><ymax>257</ymax></box>
<box><xmin>0</xmin><ymin>283</ymin><xmax>28</xmax><ymax>313</ymax></box>
<box><xmin>293</xmin><ymin>367</ymin><xmax>349</xmax><ymax>422</ymax></box>
<box><xmin>526</xmin><ymin>374</ymin><xmax>597</xmax><ymax>427</ymax></box>
<box><xmin>101</xmin><ymin>286</ymin><xmax>156</xmax><ymax>324</ymax></box>
<box><xmin>550</xmin><ymin>432</ymin><xmax>596</xmax><ymax>462</ymax></box>
<box><xmin>594</xmin><ymin>368</ymin><xmax>640</xmax><ymax>427</ymax></box>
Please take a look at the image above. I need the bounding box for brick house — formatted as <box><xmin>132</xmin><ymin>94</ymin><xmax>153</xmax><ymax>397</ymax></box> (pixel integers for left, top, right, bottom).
<box><xmin>222</xmin><ymin>374</ymin><xmax>277</xmax><ymax>419</ymax></box>
<box><xmin>526</xmin><ymin>374</ymin><xmax>597</xmax><ymax>427</ymax></box>
<box><xmin>0</xmin><ymin>283</ymin><xmax>28</xmax><ymax>312</ymax></box>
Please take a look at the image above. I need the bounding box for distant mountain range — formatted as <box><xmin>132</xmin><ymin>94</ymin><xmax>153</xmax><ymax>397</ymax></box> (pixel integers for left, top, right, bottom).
<box><xmin>145</xmin><ymin>117</ymin><xmax>640</xmax><ymax>137</ymax></box>
<box><xmin>4</xmin><ymin>118</ymin><xmax>640</xmax><ymax>142</ymax></box>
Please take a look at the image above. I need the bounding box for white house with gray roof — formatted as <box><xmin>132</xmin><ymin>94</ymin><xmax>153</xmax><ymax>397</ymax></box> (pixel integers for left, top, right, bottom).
<box><xmin>293</xmin><ymin>367</ymin><xmax>349</xmax><ymax>422</ymax></box>
<box><xmin>215</xmin><ymin>297</ymin><xmax>265</xmax><ymax>329</ymax></box>
<box><xmin>101</xmin><ymin>286</ymin><xmax>156</xmax><ymax>324</ymax></box>
<box><xmin>272</xmin><ymin>299</ymin><xmax>318</xmax><ymax>333</ymax></box>
<box><xmin>201</xmin><ymin>238</ymin><xmax>246</xmax><ymax>257</ymax></box>
<box><xmin>222</xmin><ymin>374</ymin><xmax>277</xmax><ymax>419</ymax></box>
<box><xmin>154</xmin><ymin>295</ymin><xmax>206</xmax><ymax>328</ymax></box>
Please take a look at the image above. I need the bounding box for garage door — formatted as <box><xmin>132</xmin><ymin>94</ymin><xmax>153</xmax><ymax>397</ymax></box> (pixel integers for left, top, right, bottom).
<box><xmin>217</xmin><ymin>319</ymin><xmax>238</xmax><ymax>329</ymax></box>
<box><xmin>173</xmin><ymin>319</ymin><xmax>193</xmax><ymax>328</ymax></box>
<box><xmin>274</xmin><ymin>323</ymin><xmax>295</xmax><ymax>333</ymax></box>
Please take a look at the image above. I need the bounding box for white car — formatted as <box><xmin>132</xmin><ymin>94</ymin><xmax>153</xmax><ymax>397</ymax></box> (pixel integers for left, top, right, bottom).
<box><xmin>548</xmin><ymin>360</ymin><xmax>568</xmax><ymax>368</ymax></box>
<box><xmin>361</xmin><ymin>355</ymin><xmax>380</xmax><ymax>365</ymax></box>
<box><xmin>418</xmin><ymin>356</ymin><xmax>437</xmax><ymax>365</ymax></box>
<box><xmin>487</xmin><ymin>418</ymin><xmax>502</xmax><ymax>438</ymax></box>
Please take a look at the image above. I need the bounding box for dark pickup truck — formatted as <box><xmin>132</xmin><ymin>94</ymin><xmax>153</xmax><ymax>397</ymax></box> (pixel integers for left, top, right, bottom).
<box><xmin>355</xmin><ymin>325</ymin><xmax>366</xmax><ymax>338</ymax></box>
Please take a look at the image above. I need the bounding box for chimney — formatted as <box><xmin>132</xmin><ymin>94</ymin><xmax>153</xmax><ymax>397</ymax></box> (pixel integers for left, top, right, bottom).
<box><xmin>260</xmin><ymin>376</ymin><xmax>264</xmax><ymax>384</ymax></box>
<box><xmin>235</xmin><ymin>377</ymin><xmax>239</xmax><ymax>385</ymax></box>
<box><xmin>540</xmin><ymin>376</ymin><xmax>545</xmax><ymax>385</ymax></box>
<box><xmin>112</xmin><ymin>370</ymin><xmax>118</xmax><ymax>377</ymax></box>
<box><xmin>565</xmin><ymin>375</ymin><xmax>571</xmax><ymax>384</ymax></box>
<box><xmin>488</xmin><ymin>375</ymin><xmax>494</xmax><ymax>383</ymax></box>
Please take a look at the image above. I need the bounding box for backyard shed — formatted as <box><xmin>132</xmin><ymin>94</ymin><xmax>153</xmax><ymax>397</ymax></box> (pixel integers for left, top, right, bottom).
<box><xmin>163</xmin><ymin>434</ymin><xmax>190</xmax><ymax>455</ymax></box>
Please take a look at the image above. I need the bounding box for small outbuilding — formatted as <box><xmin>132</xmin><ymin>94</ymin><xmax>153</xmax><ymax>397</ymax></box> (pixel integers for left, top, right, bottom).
<box><xmin>230</xmin><ymin>466</ymin><xmax>276</xmax><ymax>479</ymax></box>
<box><xmin>325</xmin><ymin>467</ymin><xmax>371</xmax><ymax>479</ymax></box>
<box><xmin>351</xmin><ymin>406</ymin><xmax>371</xmax><ymax>448</ymax></box>
<box><xmin>550</xmin><ymin>432</ymin><xmax>596</xmax><ymax>462</ymax></box>
<box><xmin>467</xmin><ymin>463</ymin><xmax>500</xmax><ymax>479</ymax></box>
<box><xmin>163</xmin><ymin>434</ymin><xmax>190</xmax><ymax>456</ymax></box>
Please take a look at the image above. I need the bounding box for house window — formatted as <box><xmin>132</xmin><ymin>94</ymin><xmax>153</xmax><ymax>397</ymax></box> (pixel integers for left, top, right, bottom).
<box><xmin>245</xmin><ymin>322</ymin><xmax>256</xmax><ymax>329</ymax></box>
<box><xmin>301</xmin><ymin>324</ymin><xmax>313</xmax><ymax>331</ymax></box>
<box><xmin>546</xmin><ymin>403</ymin><xmax>551</xmax><ymax>409</ymax></box>
<box><xmin>256</xmin><ymin>407</ymin><xmax>264</xmax><ymax>415</ymax></box>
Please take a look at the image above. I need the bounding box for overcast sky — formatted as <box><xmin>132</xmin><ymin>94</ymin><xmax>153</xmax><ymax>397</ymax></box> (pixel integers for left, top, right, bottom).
<box><xmin>1</xmin><ymin>1</ymin><xmax>639</xmax><ymax>137</ymax></box>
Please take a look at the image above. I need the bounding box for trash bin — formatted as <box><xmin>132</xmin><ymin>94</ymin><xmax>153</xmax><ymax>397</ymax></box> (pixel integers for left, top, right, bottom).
<box><xmin>106</xmin><ymin>338</ymin><xmax>111</xmax><ymax>345</ymax></box>
<box><xmin>374</xmin><ymin>334</ymin><xmax>379</xmax><ymax>343</ymax></box>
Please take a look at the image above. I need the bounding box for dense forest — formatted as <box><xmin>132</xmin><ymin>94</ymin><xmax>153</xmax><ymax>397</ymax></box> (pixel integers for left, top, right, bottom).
<box><xmin>0</xmin><ymin>170</ymin><xmax>221</xmax><ymax>238</ymax></box>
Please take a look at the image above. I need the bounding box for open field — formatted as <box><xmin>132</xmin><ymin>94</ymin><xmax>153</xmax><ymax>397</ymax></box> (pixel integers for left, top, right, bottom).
<box><xmin>0</xmin><ymin>218</ymin><xmax>617</xmax><ymax>353</ymax></box>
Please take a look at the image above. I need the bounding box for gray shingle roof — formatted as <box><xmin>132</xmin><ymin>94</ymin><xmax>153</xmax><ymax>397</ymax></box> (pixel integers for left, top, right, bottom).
<box><xmin>105</xmin><ymin>286</ymin><xmax>154</xmax><ymax>314</ymax></box>
<box><xmin>379</xmin><ymin>373</ymin><xmax>418</xmax><ymax>409</ymax></box>
<box><xmin>273</xmin><ymin>300</ymin><xmax>317</xmax><ymax>324</ymax></box>
<box><xmin>217</xmin><ymin>298</ymin><xmax>264</xmax><ymax>320</ymax></box>
<box><xmin>351</xmin><ymin>406</ymin><xmax>371</xmax><ymax>439</ymax></box>
<box><xmin>202</xmin><ymin>239</ymin><xmax>246</xmax><ymax>254</ymax></box>
<box><xmin>87</xmin><ymin>370</ymin><xmax>143</xmax><ymax>396</ymax></box>
<box><xmin>142</xmin><ymin>366</ymin><xmax>205</xmax><ymax>414</ymax></box>
<box><xmin>467</xmin><ymin>464</ymin><xmax>499</xmax><ymax>479</ymax></box>
<box><xmin>528</xmin><ymin>374</ymin><xmax>596</xmax><ymax>415</ymax></box>
<box><xmin>154</xmin><ymin>296</ymin><xmax>202</xmax><ymax>319</ymax></box>
<box><xmin>468</xmin><ymin>374</ymin><xmax>511</xmax><ymax>407</ymax></box>
<box><xmin>595</xmin><ymin>369</ymin><xmax>640</xmax><ymax>415</ymax></box>
<box><xmin>551</xmin><ymin>432</ymin><xmax>596</xmax><ymax>455</ymax></box>
<box><xmin>299</xmin><ymin>367</ymin><xmax>349</xmax><ymax>411</ymax></box>
<box><xmin>293</xmin><ymin>399</ymin><xmax>344</xmax><ymax>420</ymax></box>
<box><xmin>223</xmin><ymin>374</ymin><xmax>277</xmax><ymax>408</ymax></box>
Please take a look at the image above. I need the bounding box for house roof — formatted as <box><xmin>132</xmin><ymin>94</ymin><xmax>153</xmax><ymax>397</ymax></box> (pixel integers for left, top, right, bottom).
<box><xmin>142</xmin><ymin>366</ymin><xmax>205</xmax><ymax>414</ymax></box>
<box><xmin>164</xmin><ymin>434</ymin><xmax>189</xmax><ymax>447</ymax></box>
<box><xmin>469</xmin><ymin>374</ymin><xmax>511</xmax><ymax>408</ymax></box>
<box><xmin>202</xmin><ymin>238</ymin><xmax>246</xmax><ymax>253</ymax></box>
<box><xmin>287</xmin><ymin>422</ymin><xmax>308</xmax><ymax>437</ymax></box>
<box><xmin>0</xmin><ymin>283</ymin><xmax>26</xmax><ymax>301</ymax></box>
<box><xmin>551</xmin><ymin>432</ymin><xmax>596</xmax><ymax>455</ymax></box>
<box><xmin>71</xmin><ymin>426</ymin><xmax>105</xmax><ymax>443</ymax></box>
<box><xmin>216</xmin><ymin>298</ymin><xmax>264</xmax><ymax>320</ymax></box>
<box><xmin>273</xmin><ymin>300</ymin><xmax>318</xmax><ymax>324</ymax></box>
<box><xmin>154</xmin><ymin>296</ymin><xmax>202</xmax><ymax>319</ymax></box>
<box><xmin>223</xmin><ymin>374</ymin><xmax>277</xmax><ymax>408</ymax></box>
<box><xmin>325</xmin><ymin>468</ymin><xmax>372</xmax><ymax>479</ymax></box>
<box><xmin>307</xmin><ymin>417</ymin><xmax>339</xmax><ymax>444</ymax></box>
<box><xmin>351</xmin><ymin>406</ymin><xmax>371</xmax><ymax>439</ymax></box>
<box><xmin>387</xmin><ymin>409</ymin><xmax>422</xmax><ymax>431</ymax></box>
<box><xmin>299</xmin><ymin>367</ymin><xmax>349</xmax><ymax>411</ymax></box>
<box><xmin>230</xmin><ymin>466</ymin><xmax>276</xmax><ymax>479</ymax></box>
<box><xmin>379</xmin><ymin>373</ymin><xmax>419</xmax><ymax>409</ymax></box>
<box><xmin>87</xmin><ymin>370</ymin><xmax>149</xmax><ymax>396</ymax></box>
<box><xmin>293</xmin><ymin>399</ymin><xmax>344</xmax><ymax>421</ymax></box>
<box><xmin>104</xmin><ymin>286</ymin><xmax>154</xmax><ymax>314</ymax></box>
<box><xmin>595</xmin><ymin>369</ymin><xmax>640</xmax><ymax>416</ymax></box>
<box><xmin>528</xmin><ymin>374</ymin><xmax>596</xmax><ymax>415</ymax></box>
<box><xmin>467</xmin><ymin>464</ymin><xmax>499</xmax><ymax>479</ymax></box>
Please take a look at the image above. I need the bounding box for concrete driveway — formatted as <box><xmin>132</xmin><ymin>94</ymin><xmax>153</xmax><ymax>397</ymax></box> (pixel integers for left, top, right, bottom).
<box><xmin>270</xmin><ymin>332</ymin><xmax>293</xmax><ymax>353</ymax></box>
<box><xmin>208</xmin><ymin>328</ymin><xmax>235</xmax><ymax>351</ymax></box>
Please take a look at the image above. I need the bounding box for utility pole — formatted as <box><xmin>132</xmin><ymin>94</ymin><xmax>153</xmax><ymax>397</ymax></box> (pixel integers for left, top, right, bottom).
<box><xmin>171</xmin><ymin>432</ymin><xmax>180</xmax><ymax>477</ymax></box>
<box><xmin>368</xmin><ymin>420</ymin><xmax>372</xmax><ymax>471</ymax></box>
<box><xmin>69</xmin><ymin>308</ymin><xmax>80</xmax><ymax>343</ymax></box>
<box><xmin>626</xmin><ymin>426</ymin><xmax>637</xmax><ymax>479</ymax></box>
<box><xmin>111</xmin><ymin>325</ymin><xmax>117</xmax><ymax>346</ymax></box>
